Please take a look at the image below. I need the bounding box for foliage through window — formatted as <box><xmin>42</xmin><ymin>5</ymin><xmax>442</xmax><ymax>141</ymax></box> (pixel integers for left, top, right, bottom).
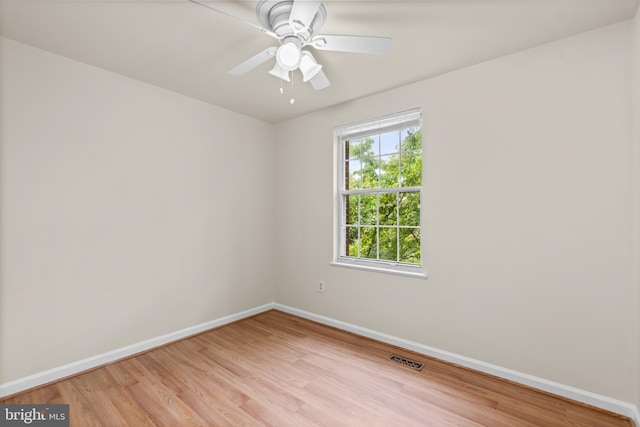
<box><xmin>335</xmin><ymin>109</ymin><xmax>423</xmax><ymax>276</ymax></box>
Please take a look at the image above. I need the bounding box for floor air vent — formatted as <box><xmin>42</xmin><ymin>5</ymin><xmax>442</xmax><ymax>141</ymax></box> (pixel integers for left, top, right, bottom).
<box><xmin>389</xmin><ymin>354</ymin><xmax>424</xmax><ymax>371</ymax></box>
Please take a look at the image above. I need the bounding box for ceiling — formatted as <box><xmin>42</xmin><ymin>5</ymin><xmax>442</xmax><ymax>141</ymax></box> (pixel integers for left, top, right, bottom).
<box><xmin>1</xmin><ymin>0</ymin><xmax>638</xmax><ymax>123</ymax></box>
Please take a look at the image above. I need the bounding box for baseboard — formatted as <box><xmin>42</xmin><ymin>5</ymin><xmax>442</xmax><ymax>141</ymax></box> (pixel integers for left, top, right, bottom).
<box><xmin>273</xmin><ymin>303</ymin><xmax>640</xmax><ymax>426</ymax></box>
<box><xmin>0</xmin><ymin>303</ymin><xmax>275</xmax><ymax>398</ymax></box>
<box><xmin>632</xmin><ymin>407</ymin><xmax>640</xmax><ymax>427</ymax></box>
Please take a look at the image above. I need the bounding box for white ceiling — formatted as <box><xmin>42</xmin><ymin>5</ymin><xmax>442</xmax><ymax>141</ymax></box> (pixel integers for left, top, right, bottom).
<box><xmin>1</xmin><ymin>0</ymin><xmax>638</xmax><ymax>123</ymax></box>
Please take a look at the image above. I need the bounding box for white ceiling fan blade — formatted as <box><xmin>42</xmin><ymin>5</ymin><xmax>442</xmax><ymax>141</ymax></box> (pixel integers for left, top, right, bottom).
<box><xmin>189</xmin><ymin>0</ymin><xmax>279</xmax><ymax>40</ymax></box>
<box><xmin>309</xmin><ymin>69</ymin><xmax>330</xmax><ymax>90</ymax></box>
<box><xmin>228</xmin><ymin>47</ymin><xmax>277</xmax><ymax>76</ymax></box>
<box><xmin>308</xmin><ymin>35</ymin><xmax>392</xmax><ymax>55</ymax></box>
<box><xmin>289</xmin><ymin>0</ymin><xmax>322</xmax><ymax>34</ymax></box>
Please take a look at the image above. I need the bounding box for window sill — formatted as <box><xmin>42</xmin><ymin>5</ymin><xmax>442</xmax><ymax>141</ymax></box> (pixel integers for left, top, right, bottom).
<box><xmin>330</xmin><ymin>259</ymin><xmax>427</xmax><ymax>279</ymax></box>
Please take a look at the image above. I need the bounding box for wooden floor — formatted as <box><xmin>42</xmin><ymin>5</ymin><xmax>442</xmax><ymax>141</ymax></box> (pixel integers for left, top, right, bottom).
<box><xmin>2</xmin><ymin>310</ymin><xmax>633</xmax><ymax>427</ymax></box>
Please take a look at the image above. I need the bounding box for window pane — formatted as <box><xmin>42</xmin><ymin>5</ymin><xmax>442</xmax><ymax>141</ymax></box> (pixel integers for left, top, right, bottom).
<box><xmin>358</xmin><ymin>136</ymin><xmax>378</xmax><ymax>157</ymax></box>
<box><xmin>369</xmin><ymin>135</ymin><xmax>380</xmax><ymax>156</ymax></box>
<box><xmin>400</xmin><ymin>151</ymin><xmax>422</xmax><ymax>187</ymax></box>
<box><xmin>360</xmin><ymin>227</ymin><xmax>377</xmax><ymax>259</ymax></box>
<box><xmin>399</xmin><ymin>192</ymin><xmax>420</xmax><ymax>226</ymax></box>
<box><xmin>401</xmin><ymin>128</ymin><xmax>421</xmax><ymax>151</ymax></box>
<box><xmin>381</xmin><ymin>131</ymin><xmax>400</xmax><ymax>155</ymax></box>
<box><xmin>380</xmin><ymin>154</ymin><xmax>399</xmax><ymax>188</ymax></box>
<box><xmin>346</xmin><ymin>139</ymin><xmax>361</xmax><ymax>159</ymax></box>
<box><xmin>379</xmin><ymin>228</ymin><xmax>398</xmax><ymax>261</ymax></box>
<box><xmin>361</xmin><ymin>157</ymin><xmax>379</xmax><ymax>189</ymax></box>
<box><xmin>360</xmin><ymin>194</ymin><xmax>376</xmax><ymax>225</ymax></box>
<box><xmin>346</xmin><ymin>159</ymin><xmax>362</xmax><ymax>190</ymax></box>
<box><xmin>399</xmin><ymin>228</ymin><xmax>420</xmax><ymax>264</ymax></box>
<box><xmin>346</xmin><ymin>226</ymin><xmax>359</xmax><ymax>257</ymax></box>
<box><xmin>346</xmin><ymin>195</ymin><xmax>358</xmax><ymax>225</ymax></box>
<box><xmin>378</xmin><ymin>193</ymin><xmax>397</xmax><ymax>226</ymax></box>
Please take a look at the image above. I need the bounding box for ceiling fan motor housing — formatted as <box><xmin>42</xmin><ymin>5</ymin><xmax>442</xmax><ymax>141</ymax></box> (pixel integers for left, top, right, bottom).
<box><xmin>257</xmin><ymin>0</ymin><xmax>327</xmax><ymax>41</ymax></box>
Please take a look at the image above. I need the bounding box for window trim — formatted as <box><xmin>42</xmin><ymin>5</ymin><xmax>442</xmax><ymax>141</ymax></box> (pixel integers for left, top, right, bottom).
<box><xmin>332</xmin><ymin>108</ymin><xmax>426</xmax><ymax>279</ymax></box>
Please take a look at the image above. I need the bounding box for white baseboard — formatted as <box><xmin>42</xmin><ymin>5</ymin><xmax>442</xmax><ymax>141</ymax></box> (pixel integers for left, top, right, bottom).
<box><xmin>633</xmin><ymin>407</ymin><xmax>640</xmax><ymax>427</ymax></box>
<box><xmin>273</xmin><ymin>303</ymin><xmax>640</xmax><ymax>426</ymax></box>
<box><xmin>0</xmin><ymin>303</ymin><xmax>275</xmax><ymax>398</ymax></box>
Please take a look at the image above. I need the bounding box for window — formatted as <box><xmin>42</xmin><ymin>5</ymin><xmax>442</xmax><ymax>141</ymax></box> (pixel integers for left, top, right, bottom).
<box><xmin>333</xmin><ymin>108</ymin><xmax>425</xmax><ymax>278</ymax></box>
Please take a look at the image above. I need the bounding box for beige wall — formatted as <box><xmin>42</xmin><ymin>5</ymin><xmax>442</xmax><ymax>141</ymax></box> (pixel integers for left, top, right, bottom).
<box><xmin>633</xmin><ymin>4</ymin><xmax>640</xmax><ymax>409</ymax></box>
<box><xmin>0</xmin><ymin>37</ymin><xmax>275</xmax><ymax>383</ymax></box>
<box><xmin>275</xmin><ymin>22</ymin><xmax>636</xmax><ymax>402</ymax></box>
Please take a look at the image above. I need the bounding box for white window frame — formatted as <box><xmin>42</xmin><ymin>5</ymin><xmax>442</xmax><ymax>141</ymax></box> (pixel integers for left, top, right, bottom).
<box><xmin>332</xmin><ymin>108</ymin><xmax>426</xmax><ymax>279</ymax></box>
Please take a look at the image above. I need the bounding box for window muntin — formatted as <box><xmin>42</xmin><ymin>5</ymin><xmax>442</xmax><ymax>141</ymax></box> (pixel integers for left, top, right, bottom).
<box><xmin>335</xmin><ymin>109</ymin><xmax>423</xmax><ymax>276</ymax></box>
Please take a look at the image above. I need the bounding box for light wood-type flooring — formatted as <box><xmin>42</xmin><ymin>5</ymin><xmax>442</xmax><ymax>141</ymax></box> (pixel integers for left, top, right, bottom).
<box><xmin>2</xmin><ymin>310</ymin><xmax>634</xmax><ymax>426</ymax></box>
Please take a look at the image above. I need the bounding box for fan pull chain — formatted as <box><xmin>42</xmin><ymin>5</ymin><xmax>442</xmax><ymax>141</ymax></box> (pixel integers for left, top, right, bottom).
<box><xmin>289</xmin><ymin>71</ymin><xmax>295</xmax><ymax>104</ymax></box>
<box><xmin>277</xmin><ymin>70</ymin><xmax>295</xmax><ymax>104</ymax></box>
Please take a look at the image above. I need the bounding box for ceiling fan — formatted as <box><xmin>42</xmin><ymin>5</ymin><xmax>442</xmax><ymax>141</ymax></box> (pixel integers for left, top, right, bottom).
<box><xmin>189</xmin><ymin>0</ymin><xmax>392</xmax><ymax>90</ymax></box>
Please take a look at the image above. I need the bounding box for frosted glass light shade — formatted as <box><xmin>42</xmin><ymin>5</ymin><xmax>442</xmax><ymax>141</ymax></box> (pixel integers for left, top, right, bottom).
<box><xmin>300</xmin><ymin>51</ymin><xmax>322</xmax><ymax>82</ymax></box>
<box><xmin>269</xmin><ymin>62</ymin><xmax>291</xmax><ymax>82</ymax></box>
<box><xmin>276</xmin><ymin>42</ymin><xmax>302</xmax><ymax>71</ymax></box>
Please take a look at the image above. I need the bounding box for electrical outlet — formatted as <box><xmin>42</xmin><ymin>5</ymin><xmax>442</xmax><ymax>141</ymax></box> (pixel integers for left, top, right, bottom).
<box><xmin>317</xmin><ymin>281</ymin><xmax>325</xmax><ymax>293</ymax></box>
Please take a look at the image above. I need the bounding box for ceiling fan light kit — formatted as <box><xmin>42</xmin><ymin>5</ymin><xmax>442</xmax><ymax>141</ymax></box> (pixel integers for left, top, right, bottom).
<box><xmin>190</xmin><ymin>0</ymin><xmax>392</xmax><ymax>93</ymax></box>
